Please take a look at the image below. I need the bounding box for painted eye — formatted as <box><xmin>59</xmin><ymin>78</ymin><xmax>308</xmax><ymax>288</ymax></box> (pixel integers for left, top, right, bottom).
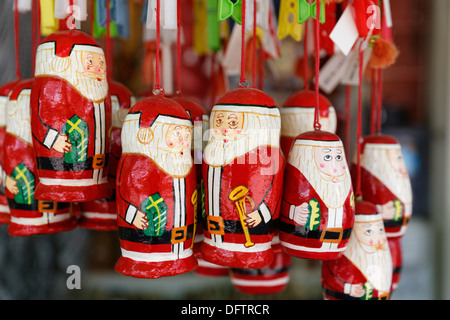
<box><xmin>87</xmin><ymin>59</ymin><xmax>94</xmax><ymax>66</ymax></box>
<box><xmin>173</xmin><ymin>131</ymin><xmax>181</xmax><ymax>137</ymax></box>
<box><xmin>229</xmin><ymin>120</ymin><xmax>238</xmax><ymax>127</ymax></box>
<box><xmin>216</xmin><ymin>119</ymin><xmax>223</xmax><ymax>126</ymax></box>
<box><xmin>364</xmin><ymin>229</ymin><xmax>374</xmax><ymax>236</ymax></box>
<box><xmin>335</xmin><ymin>155</ymin><xmax>343</xmax><ymax>162</ymax></box>
<box><xmin>99</xmin><ymin>59</ymin><xmax>104</xmax><ymax>67</ymax></box>
<box><xmin>323</xmin><ymin>155</ymin><xmax>332</xmax><ymax>161</ymax></box>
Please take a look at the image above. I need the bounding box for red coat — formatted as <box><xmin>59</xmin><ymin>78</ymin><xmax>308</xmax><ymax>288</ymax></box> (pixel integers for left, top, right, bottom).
<box><xmin>201</xmin><ymin>146</ymin><xmax>285</xmax><ymax>268</ymax></box>
<box><xmin>115</xmin><ymin>153</ymin><xmax>198</xmax><ymax>278</ymax></box>
<box><xmin>30</xmin><ymin>77</ymin><xmax>112</xmax><ymax>202</ymax></box>
<box><xmin>4</xmin><ymin>79</ymin><xmax>76</xmax><ymax>236</ymax></box>
<box><xmin>322</xmin><ymin>255</ymin><xmax>390</xmax><ymax>300</ymax></box>
<box><xmin>279</xmin><ymin>162</ymin><xmax>354</xmax><ymax>260</ymax></box>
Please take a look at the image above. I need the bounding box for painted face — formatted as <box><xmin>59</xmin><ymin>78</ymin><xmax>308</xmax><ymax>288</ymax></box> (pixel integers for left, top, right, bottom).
<box><xmin>82</xmin><ymin>51</ymin><xmax>106</xmax><ymax>80</ymax></box>
<box><xmin>354</xmin><ymin>219</ymin><xmax>387</xmax><ymax>250</ymax></box>
<box><xmin>165</xmin><ymin>124</ymin><xmax>192</xmax><ymax>150</ymax></box>
<box><xmin>314</xmin><ymin>147</ymin><xmax>346</xmax><ymax>180</ymax></box>
<box><xmin>386</xmin><ymin>147</ymin><xmax>408</xmax><ymax>176</ymax></box>
<box><xmin>212</xmin><ymin>111</ymin><xmax>244</xmax><ymax>141</ymax></box>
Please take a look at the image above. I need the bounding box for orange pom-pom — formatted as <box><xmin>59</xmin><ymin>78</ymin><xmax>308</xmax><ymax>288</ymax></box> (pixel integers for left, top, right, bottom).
<box><xmin>368</xmin><ymin>37</ymin><xmax>400</xmax><ymax>69</ymax></box>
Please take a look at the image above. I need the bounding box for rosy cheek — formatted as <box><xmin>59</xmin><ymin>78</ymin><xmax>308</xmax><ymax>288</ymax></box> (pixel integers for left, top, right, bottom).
<box><xmin>319</xmin><ymin>163</ymin><xmax>325</xmax><ymax>168</ymax></box>
<box><xmin>342</xmin><ymin>166</ymin><xmax>346</xmax><ymax>170</ymax></box>
<box><xmin>236</xmin><ymin>129</ymin><xmax>241</xmax><ymax>134</ymax></box>
<box><xmin>168</xmin><ymin>142</ymin><xmax>173</xmax><ymax>146</ymax></box>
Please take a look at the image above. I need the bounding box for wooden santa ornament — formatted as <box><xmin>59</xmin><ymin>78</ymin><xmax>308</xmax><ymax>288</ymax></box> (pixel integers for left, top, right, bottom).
<box><xmin>230</xmin><ymin>251</ymin><xmax>291</xmax><ymax>295</ymax></box>
<box><xmin>115</xmin><ymin>95</ymin><xmax>198</xmax><ymax>278</ymax></box>
<box><xmin>279</xmin><ymin>130</ymin><xmax>354</xmax><ymax>260</ymax></box>
<box><xmin>280</xmin><ymin>90</ymin><xmax>337</xmax><ymax>157</ymax></box>
<box><xmin>78</xmin><ymin>81</ymin><xmax>135</xmax><ymax>230</ymax></box>
<box><xmin>4</xmin><ymin>79</ymin><xmax>77</xmax><ymax>236</ymax></box>
<box><xmin>201</xmin><ymin>87</ymin><xmax>285</xmax><ymax>269</ymax></box>
<box><xmin>30</xmin><ymin>30</ymin><xmax>112</xmax><ymax>202</ymax></box>
<box><xmin>321</xmin><ymin>200</ymin><xmax>392</xmax><ymax>300</ymax></box>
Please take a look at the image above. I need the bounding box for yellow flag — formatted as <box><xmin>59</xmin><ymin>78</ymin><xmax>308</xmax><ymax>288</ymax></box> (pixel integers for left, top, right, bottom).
<box><xmin>277</xmin><ymin>0</ymin><xmax>303</xmax><ymax>41</ymax></box>
<box><xmin>40</xmin><ymin>0</ymin><xmax>59</xmax><ymax>36</ymax></box>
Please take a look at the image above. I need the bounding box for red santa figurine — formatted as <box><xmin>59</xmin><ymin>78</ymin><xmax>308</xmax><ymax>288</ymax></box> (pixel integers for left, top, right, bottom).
<box><xmin>201</xmin><ymin>88</ymin><xmax>285</xmax><ymax>269</ymax></box>
<box><xmin>4</xmin><ymin>79</ymin><xmax>77</xmax><ymax>236</ymax></box>
<box><xmin>321</xmin><ymin>200</ymin><xmax>392</xmax><ymax>300</ymax></box>
<box><xmin>78</xmin><ymin>81</ymin><xmax>135</xmax><ymax>230</ymax></box>
<box><xmin>279</xmin><ymin>130</ymin><xmax>354</xmax><ymax>260</ymax></box>
<box><xmin>115</xmin><ymin>95</ymin><xmax>198</xmax><ymax>278</ymax></box>
<box><xmin>352</xmin><ymin>134</ymin><xmax>413</xmax><ymax>292</ymax></box>
<box><xmin>280</xmin><ymin>90</ymin><xmax>337</xmax><ymax>157</ymax></box>
<box><xmin>30</xmin><ymin>30</ymin><xmax>112</xmax><ymax>202</ymax></box>
<box><xmin>0</xmin><ymin>80</ymin><xmax>21</xmax><ymax>224</ymax></box>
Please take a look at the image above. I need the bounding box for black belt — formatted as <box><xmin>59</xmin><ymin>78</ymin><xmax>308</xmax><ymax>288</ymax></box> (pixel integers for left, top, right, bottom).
<box><xmin>118</xmin><ymin>224</ymin><xmax>195</xmax><ymax>245</ymax></box>
<box><xmin>384</xmin><ymin>216</ymin><xmax>410</xmax><ymax>229</ymax></box>
<box><xmin>7</xmin><ymin>198</ymin><xmax>70</xmax><ymax>212</ymax></box>
<box><xmin>278</xmin><ymin>220</ymin><xmax>352</xmax><ymax>243</ymax></box>
<box><xmin>36</xmin><ymin>155</ymin><xmax>109</xmax><ymax>172</ymax></box>
<box><xmin>323</xmin><ymin>288</ymin><xmax>389</xmax><ymax>300</ymax></box>
<box><xmin>231</xmin><ymin>265</ymin><xmax>290</xmax><ymax>276</ymax></box>
<box><xmin>206</xmin><ymin>215</ymin><xmax>275</xmax><ymax>236</ymax></box>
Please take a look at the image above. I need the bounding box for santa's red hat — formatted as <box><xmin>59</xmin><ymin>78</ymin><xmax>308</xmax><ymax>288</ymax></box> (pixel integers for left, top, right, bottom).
<box><xmin>40</xmin><ymin>30</ymin><xmax>100</xmax><ymax>58</ymax></box>
<box><xmin>354</xmin><ymin>199</ymin><xmax>381</xmax><ymax>222</ymax></box>
<box><xmin>360</xmin><ymin>134</ymin><xmax>399</xmax><ymax>153</ymax></box>
<box><xmin>215</xmin><ymin>87</ymin><xmax>277</xmax><ymax>108</ymax></box>
<box><xmin>294</xmin><ymin>129</ymin><xmax>341</xmax><ymax>143</ymax></box>
<box><xmin>282</xmin><ymin>90</ymin><xmax>333</xmax><ymax>118</ymax></box>
<box><xmin>171</xmin><ymin>95</ymin><xmax>207</xmax><ymax>122</ymax></box>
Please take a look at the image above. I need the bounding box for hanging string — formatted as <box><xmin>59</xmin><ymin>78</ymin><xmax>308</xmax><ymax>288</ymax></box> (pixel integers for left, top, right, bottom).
<box><xmin>369</xmin><ymin>68</ymin><xmax>377</xmax><ymax>135</ymax></box>
<box><xmin>14</xmin><ymin>0</ymin><xmax>21</xmax><ymax>80</ymax></box>
<box><xmin>153</xmin><ymin>0</ymin><xmax>163</xmax><ymax>95</ymax></box>
<box><xmin>251</xmin><ymin>0</ymin><xmax>257</xmax><ymax>88</ymax></box>
<box><xmin>313</xmin><ymin>0</ymin><xmax>321</xmax><ymax>131</ymax></box>
<box><xmin>210</xmin><ymin>52</ymin><xmax>216</xmax><ymax>108</ymax></box>
<box><xmin>303</xmin><ymin>16</ymin><xmax>309</xmax><ymax>90</ymax></box>
<box><xmin>344</xmin><ymin>84</ymin><xmax>351</xmax><ymax>160</ymax></box>
<box><xmin>355</xmin><ymin>41</ymin><xmax>364</xmax><ymax>198</ymax></box>
<box><xmin>106</xmin><ymin>0</ymin><xmax>113</xmax><ymax>82</ymax></box>
<box><xmin>31</xmin><ymin>0</ymin><xmax>38</xmax><ymax>75</ymax></box>
<box><xmin>239</xmin><ymin>0</ymin><xmax>248</xmax><ymax>88</ymax></box>
<box><xmin>377</xmin><ymin>68</ymin><xmax>383</xmax><ymax>132</ymax></box>
<box><xmin>176</xmin><ymin>0</ymin><xmax>182</xmax><ymax>95</ymax></box>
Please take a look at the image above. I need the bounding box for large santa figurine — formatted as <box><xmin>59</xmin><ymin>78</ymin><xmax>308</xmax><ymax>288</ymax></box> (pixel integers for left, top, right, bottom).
<box><xmin>30</xmin><ymin>30</ymin><xmax>112</xmax><ymax>202</ymax></box>
<box><xmin>321</xmin><ymin>200</ymin><xmax>392</xmax><ymax>300</ymax></box>
<box><xmin>78</xmin><ymin>81</ymin><xmax>135</xmax><ymax>230</ymax></box>
<box><xmin>280</xmin><ymin>90</ymin><xmax>337</xmax><ymax>157</ymax></box>
<box><xmin>115</xmin><ymin>95</ymin><xmax>198</xmax><ymax>278</ymax></box>
<box><xmin>352</xmin><ymin>134</ymin><xmax>413</xmax><ymax>292</ymax></box>
<box><xmin>279</xmin><ymin>130</ymin><xmax>354</xmax><ymax>260</ymax></box>
<box><xmin>201</xmin><ymin>88</ymin><xmax>285</xmax><ymax>269</ymax></box>
<box><xmin>4</xmin><ymin>79</ymin><xmax>77</xmax><ymax>236</ymax></box>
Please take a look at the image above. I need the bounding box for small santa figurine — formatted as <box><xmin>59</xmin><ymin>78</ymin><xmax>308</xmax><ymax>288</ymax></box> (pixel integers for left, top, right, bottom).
<box><xmin>78</xmin><ymin>81</ymin><xmax>135</xmax><ymax>230</ymax></box>
<box><xmin>201</xmin><ymin>88</ymin><xmax>285</xmax><ymax>269</ymax></box>
<box><xmin>321</xmin><ymin>200</ymin><xmax>393</xmax><ymax>300</ymax></box>
<box><xmin>115</xmin><ymin>95</ymin><xmax>198</xmax><ymax>278</ymax></box>
<box><xmin>4</xmin><ymin>79</ymin><xmax>77</xmax><ymax>236</ymax></box>
<box><xmin>280</xmin><ymin>90</ymin><xmax>337</xmax><ymax>157</ymax></box>
<box><xmin>0</xmin><ymin>80</ymin><xmax>21</xmax><ymax>224</ymax></box>
<box><xmin>279</xmin><ymin>130</ymin><xmax>354</xmax><ymax>260</ymax></box>
<box><xmin>30</xmin><ymin>30</ymin><xmax>112</xmax><ymax>202</ymax></box>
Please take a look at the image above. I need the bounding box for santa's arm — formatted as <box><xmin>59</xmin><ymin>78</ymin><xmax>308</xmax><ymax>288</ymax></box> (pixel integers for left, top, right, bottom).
<box><xmin>116</xmin><ymin>159</ymin><xmax>141</xmax><ymax>226</ymax></box>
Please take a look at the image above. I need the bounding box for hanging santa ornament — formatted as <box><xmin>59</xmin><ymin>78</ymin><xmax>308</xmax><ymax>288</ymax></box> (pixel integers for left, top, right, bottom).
<box><xmin>229</xmin><ymin>251</ymin><xmax>291</xmax><ymax>295</ymax></box>
<box><xmin>78</xmin><ymin>0</ymin><xmax>135</xmax><ymax>230</ymax></box>
<box><xmin>201</xmin><ymin>0</ymin><xmax>284</xmax><ymax>269</ymax></box>
<box><xmin>30</xmin><ymin>27</ymin><xmax>112</xmax><ymax>202</ymax></box>
<box><xmin>114</xmin><ymin>0</ymin><xmax>197</xmax><ymax>278</ymax></box>
<box><xmin>321</xmin><ymin>200</ymin><xmax>392</xmax><ymax>300</ymax></box>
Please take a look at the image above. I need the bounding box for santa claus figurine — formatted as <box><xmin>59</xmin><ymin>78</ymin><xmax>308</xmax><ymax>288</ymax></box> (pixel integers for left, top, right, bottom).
<box><xmin>280</xmin><ymin>90</ymin><xmax>337</xmax><ymax>157</ymax></box>
<box><xmin>201</xmin><ymin>88</ymin><xmax>285</xmax><ymax>269</ymax></box>
<box><xmin>4</xmin><ymin>79</ymin><xmax>77</xmax><ymax>236</ymax></box>
<box><xmin>30</xmin><ymin>30</ymin><xmax>112</xmax><ymax>202</ymax></box>
<box><xmin>0</xmin><ymin>80</ymin><xmax>21</xmax><ymax>224</ymax></box>
<box><xmin>115</xmin><ymin>95</ymin><xmax>198</xmax><ymax>278</ymax></box>
<box><xmin>279</xmin><ymin>130</ymin><xmax>354</xmax><ymax>260</ymax></box>
<box><xmin>321</xmin><ymin>200</ymin><xmax>392</xmax><ymax>300</ymax></box>
<box><xmin>78</xmin><ymin>81</ymin><xmax>135</xmax><ymax>230</ymax></box>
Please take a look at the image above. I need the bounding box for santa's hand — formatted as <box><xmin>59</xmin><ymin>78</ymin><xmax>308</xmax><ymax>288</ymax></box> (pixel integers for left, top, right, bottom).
<box><xmin>293</xmin><ymin>203</ymin><xmax>309</xmax><ymax>225</ymax></box>
<box><xmin>53</xmin><ymin>134</ymin><xmax>72</xmax><ymax>153</ymax></box>
<box><xmin>349</xmin><ymin>284</ymin><xmax>365</xmax><ymax>298</ymax></box>
<box><xmin>379</xmin><ymin>201</ymin><xmax>395</xmax><ymax>220</ymax></box>
<box><xmin>245</xmin><ymin>210</ymin><xmax>262</xmax><ymax>228</ymax></box>
<box><xmin>5</xmin><ymin>176</ymin><xmax>19</xmax><ymax>195</ymax></box>
<box><xmin>133</xmin><ymin>210</ymin><xmax>149</xmax><ymax>230</ymax></box>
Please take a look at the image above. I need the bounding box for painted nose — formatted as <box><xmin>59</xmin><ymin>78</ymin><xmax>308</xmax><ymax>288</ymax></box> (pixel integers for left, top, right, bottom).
<box><xmin>94</xmin><ymin>65</ymin><xmax>101</xmax><ymax>74</ymax></box>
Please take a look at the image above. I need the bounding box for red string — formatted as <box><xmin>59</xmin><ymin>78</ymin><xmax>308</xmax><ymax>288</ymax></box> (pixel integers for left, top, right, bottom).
<box><xmin>106</xmin><ymin>0</ymin><xmax>113</xmax><ymax>81</ymax></box>
<box><xmin>344</xmin><ymin>84</ymin><xmax>351</xmax><ymax>159</ymax></box>
<box><xmin>369</xmin><ymin>68</ymin><xmax>377</xmax><ymax>135</ymax></box>
<box><xmin>377</xmin><ymin>68</ymin><xmax>383</xmax><ymax>132</ymax></box>
<box><xmin>31</xmin><ymin>0</ymin><xmax>37</xmax><ymax>75</ymax></box>
<box><xmin>355</xmin><ymin>42</ymin><xmax>364</xmax><ymax>197</ymax></box>
<box><xmin>154</xmin><ymin>0</ymin><xmax>163</xmax><ymax>95</ymax></box>
<box><xmin>303</xmin><ymin>15</ymin><xmax>309</xmax><ymax>90</ymax></box>
<box><xmin>14</xmin><ymin>0</ymin><xmax>21</xmax><ymax>80</ymax></box>
<box><xmin>176</xmin><ymin>0</ymin><xmax>182</xmax><ymax>95</ymax></box>
<box><xmin>90</xmin><ymin>0</ymin><xmax>95</xmax><ymax>38</ymax></box>
<box><xmin>239</xmin><ymin>0</ymin><xmax>247</xmax><ymax>88</ymax></box>
<box><xmin>210</xmin><ymin>53</ymin><xmax>216</xmax><ymax>108</ymax></box>
<box><xmin>313</xmin><ymin>0</ymin><xmax>321</xmax><ymax>131</ymax></box>
<box><xmin>251</xmin><ymin>0</ymin><xmax>257</xmax><ymax>88</ymax></box>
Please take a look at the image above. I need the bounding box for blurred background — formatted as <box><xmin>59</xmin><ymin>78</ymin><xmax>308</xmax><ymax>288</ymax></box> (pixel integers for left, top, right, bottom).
<box><xmin>0</xmin><ymin>0</ymin><xmax>443</xmax><ymax>300</ymax></box>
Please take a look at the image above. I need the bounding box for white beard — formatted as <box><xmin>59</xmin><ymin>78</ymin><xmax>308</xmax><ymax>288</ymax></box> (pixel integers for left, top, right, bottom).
<box><xmin>288</xmin><ymin>140</ymin><xmax>352</xmax><ymax>209</ymax></box>
<box><xmin>74</xmin><ymin>72</ymin><xmax>108</xmax><ymax>103</ymax></box>
<box><xmin>6</xmin><ymin>89</ymin><xmax>32</xmax><ymax>145</ymax></box>
<box><xmin>203</xmin><ymin>133</ymin><xmax>254</xmax><ymax>167</ymax></box>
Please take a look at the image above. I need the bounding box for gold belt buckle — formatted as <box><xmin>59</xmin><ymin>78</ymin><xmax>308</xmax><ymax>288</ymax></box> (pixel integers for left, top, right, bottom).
<box><xmin>207</xmin><ymin>215</ymin><xmax>225</xmax><ymax>235</ymax></box>
<box><xmin>171</xmin><ymin>226</ymin><xmax>188</xmax><ymax>244</ymax></box>
<box><xmin>320</xmin><ymin>228</ymin><xmax>343</xmax><ymax>243</ymax></box>
<box><xmin>38</xmin><ymin>200</ymin><xmax>57</xmax><ymax>213</ymax></box>
<box><xmin>93</xmin><ymin>154</ymin><xmax>106</xmax><ymax>169</ymax></box>
<box><xmin>378</xmin><ymin>292</ymin><xmax>390</xmax><ymax>300</ymax></box>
